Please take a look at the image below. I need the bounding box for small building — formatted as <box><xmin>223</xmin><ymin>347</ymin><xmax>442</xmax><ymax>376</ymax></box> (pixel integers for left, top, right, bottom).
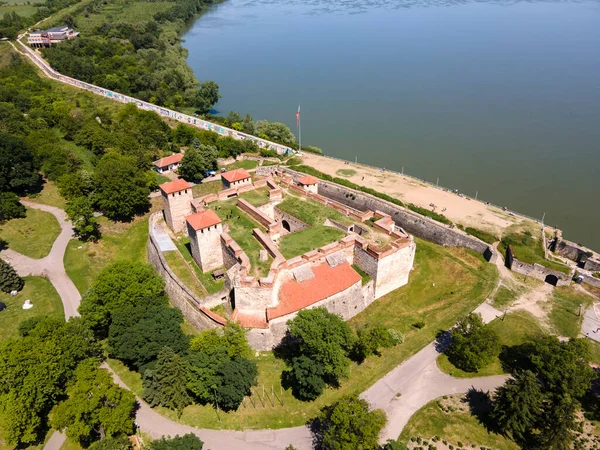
<box><xmin>160</xmin><ymin>179</ymin><xmax>193</xmax><ymax>233</ymax></box>
<box><xmin>28</xmin><ymin>25</ymin><xmax>79</xmax><ymax>48</ymax></box>
<box><xmin>186</xmin><ymin>209</ymin><xmax>224</xmax><ymax>272</ymax></box>
<box><xmin>153</xmin><ymin>153</ymin><xmax>184</xmax><ymax>174</ymax></box>
<box><xmin>221</xmin><ymin>168</ymin><xmax>252</xmax><ymax>190</ymax></box>
<box><xmin>297</xmin><ymin>175</ymin><xmax>319</xmax><ymax>193</ymax></box>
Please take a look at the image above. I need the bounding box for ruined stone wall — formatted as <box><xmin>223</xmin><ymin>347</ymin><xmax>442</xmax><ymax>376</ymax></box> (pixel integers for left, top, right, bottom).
<box><xmin>221</xmin><ymin>238</ymin><xmax>239</xmax><ymax>269</ymax></box>
<box><xmin>584</xmin><ymin>259</ymin><xmax>600</xmax><ymax>272</ymax></box>
<box><xmin>508</xmin><ymin>259</ymin><xmax>571</xmax><ymax>287</ymax></box>
<box><xmin>300</xmin><ymin>175</ymin><xmax>495</xmax><ymax>259</ymax></box>
<box><xmin>234</xmin><ymin>285</ymin><xmax>276</xmax><ymax>310</ymax></box>
<box><xmin>237</xmin><ymin>198</ymin><xmax>276</xmax><ymax>229</ymax></box>
<box><xmin>581</xmin><ymin>274</ymin><xmax>600</xmax><ymax>289</ymax></box>
<box><xmin>274</xmin><ymin>208</ymin><xmax>309</xmax><ymax>233</ymax></box>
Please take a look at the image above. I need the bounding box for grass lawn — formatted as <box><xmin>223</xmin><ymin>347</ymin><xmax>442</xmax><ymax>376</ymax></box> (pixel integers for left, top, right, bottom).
<box><xmin>163</xmin><ymin>250</ymin><xmax>208</xmax><ymax>298</ymax></box>
<box><xmin>209</xmin><ymin>200</ymin><xmax>271</xmax><ymax>277</ymax></box>
<box><xmin>154</xmin><ymin>172</ymin><xmax>171</xmax><ymax>186</ymax></box>
<box><xmin>437</xmin><ymin>310</ymin><xmax>546</xmax><ymax>378</ymax></box>
<box><xmin>276</xmin><ymin>194</ymin><xmax>351</xmax><ymax>227</ymax></box>
<box><xmin>172</xmin><ymin>236</ymin><xmax>224</xmax><ymax>295</ymax></box>
<box><xmin>26</xmin><ymin>180</ymin><xmax>68</xmax><ymax>210</ymax></box>
<box><xmin>398</xmin><ymin>399</ymin><xmax>519</xmax><ymax>450</ymax></box>
<box><xmin>590</xmin><ymin>340</ymin><xmax>600</xmax><ymax>366</ymax></box>
<box><xmin>0</xmin><ymin>2</ymin><xmax>37</xmax><ymax>17</ymax></box>
<box><xmin>108</xmin><ymin>239</ymin><xmax>497</xmax><ymax>430</ymax></box>
<box><xmin>0</xmin><ymin>276</ymin><xmax>64</xmax><ymax>341</ymax></box>
<box><xmin>491</xmin><ymin>285</ymin><xmax>520</xmax><ymax>309</ymax></box>
<box><xmin>279</xmin><ymin>226</ymin><xmax>345</xmax><ymax>259</ymax></box>
<box><xmin>192</xmin><ymin>180</ymin><xmax>221</xmax><ymax>198</ymax></box>
<box><xmin>221</xmin><ymin>159</ymin><xmax>259</xmax><ymax>171</ymax></box>
<box><xmin>63</xmin><ymin>201</ymin><xmax>158</xmax><ymax>295</ymax></box>
<box><xmin>240</xmin><ymin>187</ymin><xmax>270</xmax><ymax>207</ymax></box>
<box><xmin>550</xmin><ymin>287</ymin><xmax>593</xmax><ymax>337</ymax></box>
<box><xmin>59</xmin><ymin>438</ymin><xmax>83</xmax><ymax>450</ymax></box>
<box><xmin>0</xmin><ymin>208</ymin><xmax>61</xmax><ymax>259</ymax></box>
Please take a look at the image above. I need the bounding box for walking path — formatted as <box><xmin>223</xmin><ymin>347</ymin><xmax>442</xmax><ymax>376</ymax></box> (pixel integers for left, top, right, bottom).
<box><xmin>0</xmin><ymin>201</ymin><xmax>80</xmax><ymax>318</ymax></box>
<box><xmin>6</xmin><ymin>202</ymin><xmax>507</xmax><ymax>449</ymax></box>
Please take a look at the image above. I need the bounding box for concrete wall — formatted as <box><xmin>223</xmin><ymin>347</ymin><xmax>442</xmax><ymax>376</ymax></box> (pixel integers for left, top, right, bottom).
<box><xmin>162</xmin><ymin>188</ymin><xmax>192</xmax><ymax>233</ymax></box>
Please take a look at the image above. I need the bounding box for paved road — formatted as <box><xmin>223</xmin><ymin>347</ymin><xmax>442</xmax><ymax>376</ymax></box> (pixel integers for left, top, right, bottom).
<box><xmin>0</xmin><ymin>201</ymin><xmax>80</xmax><ymax>318</ymax></box>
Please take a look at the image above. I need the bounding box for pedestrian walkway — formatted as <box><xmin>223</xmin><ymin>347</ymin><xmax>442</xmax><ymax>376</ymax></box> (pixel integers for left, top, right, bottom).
<box><xmin>583</xmin><ymin>303</ymin><xmax>600</xmax><ymax>343</ymax></box>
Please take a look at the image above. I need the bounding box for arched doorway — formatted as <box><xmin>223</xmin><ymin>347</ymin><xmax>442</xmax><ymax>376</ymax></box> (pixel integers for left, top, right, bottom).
<box><xmin>544</xmin><ymin>274</ymin><xmax>558</xmax><ymax>286</ymax></box>
<box><xmin>282</xmin><ymin>220</ymin><xmax>291</xmax><ymax>232</ymax></box>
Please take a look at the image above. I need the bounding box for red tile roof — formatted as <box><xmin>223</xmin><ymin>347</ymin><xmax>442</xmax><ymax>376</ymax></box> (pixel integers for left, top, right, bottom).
<box><xmin>269</xmin><ymin>262</ymin><xmax>361</xmax><ymax>320</ymax></box>
<box><xmin>297</xmin><ymin>175</ymin><xmax>319</xmax><ymax>185</ymax></box>
<box><xmin>186</xmin><ymin>210</ymin><xmax>222</xmax><ymax>230</ymax></box>
<box><xmin>232</xmin><ymin>309</ymin><xmax>268</xmax><ymax>328</ymax></box>
<box><xmin>159</xmin><ymin>178</ymin><xmax>192</xmax><ymax>195</ymax></box>
<box><xmin>221</xmin><ymin>168</ymin><xmax>251</xmax><ymax>183</ymax></box>
<box><xmin>153</xmin><ymin>153</ymin><xmax>184</xmax><ymax>168</ymax></box>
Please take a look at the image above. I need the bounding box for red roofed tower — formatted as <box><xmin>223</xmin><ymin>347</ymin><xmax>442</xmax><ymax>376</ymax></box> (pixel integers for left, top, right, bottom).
<box><xmin>160</xmin><ymin>179</ymin><xmax>193</xmax><ymax>233</ymax></box>
<box><xmin>186</xmin><ymin>209</ymin><xmax>224</xmax><ymax>272</ymax></box>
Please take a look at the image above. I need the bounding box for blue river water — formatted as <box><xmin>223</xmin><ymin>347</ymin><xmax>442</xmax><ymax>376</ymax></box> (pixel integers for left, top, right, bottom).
<box><xmin>183</xmin><ymin>0</ymin><xmax>600</xmax><ymax>250</ymax></box>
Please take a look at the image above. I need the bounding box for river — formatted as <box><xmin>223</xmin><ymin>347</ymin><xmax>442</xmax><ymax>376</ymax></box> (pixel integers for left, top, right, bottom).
<box><xmin>182</xmin><ymin>0</ymin><xmax>600</xmax><ymax>251</ymax></box>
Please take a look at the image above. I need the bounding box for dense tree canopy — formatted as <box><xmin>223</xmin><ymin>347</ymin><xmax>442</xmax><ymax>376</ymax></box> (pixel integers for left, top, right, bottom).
<box><xmin>316</xmin><ymin>395</ymin><xmax>386</xmax><ymax>450</ymax></box>
<box><xmin>79</xmin><ymin>261</ymin><xmax>166</xmax><ymax>337</ymax></box>
<box><xmin>0</xmin><ymin>192</ymin><xmax>25</xmax><ymax>222</ymax></box>
<box><xmin>0</xmin><ymin>318</ymin><xmax>100</xmax><ymax>446</ymax></box>
<box><xmin>178</xmin><ymin>142</ymin><xmax>218</xmax><ymax>182</ymax></box>
<box><xmin>0</xmin><ymin>258</ymin><xmax>24</xmax><ymax>293</ymax></box>
<box><xmin>51</xmin><ymin>360</ymin><xmax>136</xmax><ymax>446</ymax></box>
<box><xmin>150</xmin><ymin>433</ymin><xmax>204</xmax><ymax>450</ymax></box>
<box><xmin>0</xmin><ymin>133</ymin><xmax>40</xmax><ymax>193</ymax></box>
<box><xmin>66</xmin><ymin>196</ymin><xmax>101</xmax><ymax>241</ymax></box>
<box><xmin>446</xmin><ymin>313</ymin><xmax>500</xmax><ymax>372</ymax></box>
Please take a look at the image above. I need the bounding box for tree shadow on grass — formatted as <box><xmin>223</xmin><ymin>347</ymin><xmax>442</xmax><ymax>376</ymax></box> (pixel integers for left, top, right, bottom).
<box><xmin>464</xmin><ymin>387</ymin><xmax>497</xmax><ymax>433</ymax></box>
<box><xmin>434</xmin><ymin>329</ymin><xmax>452</xmax><ymax>353</ymax></box>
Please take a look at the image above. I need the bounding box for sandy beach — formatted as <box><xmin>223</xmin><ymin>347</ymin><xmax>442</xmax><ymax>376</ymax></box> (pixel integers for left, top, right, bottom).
<box><xmin>299</xmin><ymin>153</ymin><xmax>547</xmax><ymax>239</ymax></box>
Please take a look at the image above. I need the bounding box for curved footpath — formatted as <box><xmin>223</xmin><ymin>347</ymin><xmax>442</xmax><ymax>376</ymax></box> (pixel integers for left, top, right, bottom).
<box><xmin>0</xmin><ymin>203</ymin><xmax>507</xmax><ymax>449</ymax></box>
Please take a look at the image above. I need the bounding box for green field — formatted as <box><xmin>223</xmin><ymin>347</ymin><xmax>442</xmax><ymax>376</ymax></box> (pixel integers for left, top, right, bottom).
<box><xmin>172</xmin><ymin>236</ymin><xmax>224</xmax><ymax>295</ymax></box>
<box><xmin>0</xmin><ymin>207</ymin><xmax>61</xmax><ymax>259</ymax></box>
<box><xmin>104</xmin><ymin>238</ymin><xmax>497</xmax><ymax>430</ymax></box>
<box><xmin>0</xmin><ymin>276</ymin><xmax>64</xmax><ymax>341</ymax></box>
<box><xmin>550</xmin><ymin>287</ymin><xmax>593</xmax><ymax>337</ymax></box>
<box><xmin>192</xmin><ymin>180</ymin><xmax>221</xmax><ymax>198</ymax></box>
<box><xmin>279</xmin><ymin>226</ymin><xmax>345</xmax><ymax>259</ymax></box>
<box><xmin>276</xmin><ymin>194</ymin><xmax>350</xmax><ymax>226</ymax></box>
<box><xmin>163</xmin><ymin>250</ymin><xmax>208</xmax><ymax>298</ymax></box>
<box><xmin>491</xmin><ymin>285</ymin><xmax>520</xmax><ymax>309</ymax></box>
<box><xmin>240</xmin><ymin>187</ymin><xmax>270</xmax><ymax>207</ymax></box>
<box><xmin>26</xmin><ymin>181</ymin><xmax>68</xmax><ymax>209</ymax></box>
<box><xmin>0</xmin><ymin>0</ymin><xmax>37</xmax><ymax>18</ymax></box>
<box><xmin>63</xmin><ymin>206</ymin><xmax>154</xmax><ymax>295</ymax></box>
<box><xmin>399</xmin><ymin>399</ymin><xmax>519</xmax><ymax>450</ymax></box>
<box><xmin>221</xmin><ymin>159</ymin><xmax>259</xmax><ymax>171</ymax></box>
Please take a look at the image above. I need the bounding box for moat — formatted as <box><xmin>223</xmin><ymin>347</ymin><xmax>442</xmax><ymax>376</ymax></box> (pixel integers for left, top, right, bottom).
<box><xmin>182</xmin><ymin>0</ymin><xmax>600</xmax><ymax>251</ymax></box>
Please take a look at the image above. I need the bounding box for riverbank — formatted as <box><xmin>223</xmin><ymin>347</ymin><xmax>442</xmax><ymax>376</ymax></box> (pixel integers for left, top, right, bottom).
<box><xmin>299</xmin><ymin>152</ymin><xmax>547</xmax><ymax>240</ymax></box>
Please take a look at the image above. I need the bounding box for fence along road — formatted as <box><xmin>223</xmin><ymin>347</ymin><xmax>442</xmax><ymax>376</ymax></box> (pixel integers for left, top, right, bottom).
<box><xmin>15</xmin><ymin>37</ymin><xmax>293</xmax><ymax>156</ymax></box>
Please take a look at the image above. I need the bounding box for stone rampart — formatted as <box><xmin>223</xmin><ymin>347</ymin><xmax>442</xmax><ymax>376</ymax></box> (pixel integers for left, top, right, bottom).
<box><xmin>581</xmin><ymin>274</ymin><xmax>600</xmax><ymax>289</ymax></box>
<box><xmin>506</xmin><ymin>247</ymin><xmax>571</xmax><ymax>287</ymax></box>
<box><xmin>237</xmin><ymin>198</ymin><xmax>280</xmax><ymax>235</ymax></box>
<box><xmin>274</xmin><ymin>208</ymin><xmax>309</xmax><ymax>233</ymax></box>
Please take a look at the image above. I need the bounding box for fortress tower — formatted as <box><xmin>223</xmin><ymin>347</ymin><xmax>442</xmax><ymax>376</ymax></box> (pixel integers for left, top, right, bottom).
<box><xmin>297</xmin><ymin>175</ymin><xmax>318</xmax><ymax>194</ymax></box>
<box><xmin>160</xmin><ymin>179</ymin><xmax>193</xmax><ymax>233</ymax></box>
<box><xmin>186</xmin><ymin>209</ymin><xmax>224</xmax><ymax>272</ymax></box>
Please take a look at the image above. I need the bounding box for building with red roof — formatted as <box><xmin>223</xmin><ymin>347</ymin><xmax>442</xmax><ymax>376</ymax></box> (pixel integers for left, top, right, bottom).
<box><xmin>159</xmin><ymin>178</ymin><xmax>192</xmax><ymax>195</ymax></box>
<box><xmin>221</xmin><ymin>168</ymin><xmax>252</xmax><ymax>189</ymax></box>
<box><xmin>297</xmin><ymin>175</ymin><xmax>319</xmax><ymax>193</ymax></box>
<box><xmin>160</xmin><ymin>179</ymin><xmax>193</xmax><ymax>233</ymax></box>
<box><xmin>153</xmin><ymin>153</ymin><xmax>184</xmax><ymax>173</ymax></box>
<box><xmin>186</xmin><ymin>209</ymin><xmax>224</xmax><ymax>272</ymax></box>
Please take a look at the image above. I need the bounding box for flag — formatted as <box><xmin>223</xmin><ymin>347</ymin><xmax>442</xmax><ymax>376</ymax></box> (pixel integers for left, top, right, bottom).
<box><xmin>296</xmin><ymin>105</ymin><xmax>300</xmax><ymax>128</ymax></box>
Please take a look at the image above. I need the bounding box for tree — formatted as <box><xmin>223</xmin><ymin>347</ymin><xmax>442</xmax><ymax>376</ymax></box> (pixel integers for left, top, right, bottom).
<box><xmin>254</xmin><ymin>120</ymin><xmax>296</xmax><ymax>146</ymax></box>
<box><xmin>67</xmin><ymin>196</ymin><xmax>100</xmax><ymax>241</ymax></box>
<box><xmin>143</xmin><ymin>347</ymin><xmax>192</xmax><ymax>417</ymax></box>
<box><xmin>79</xmin><ymin>261</ymin><xmax>166</xmax><ymax>338</ymax></box>
<box><xmin>108</xmin><ymin>303</ymin><xmax>188</xmax><ymax>370</ymax></box>
<box><xmin>51</xmin><ymin>360</ymin><xmax>136</xmax><ymax>447</ymax></box>
<box><xmin>287</xmin><ymin>308</ymin><xmax>354</xmax><ymax>382</ymax></box>
<box><xmin>352</xmin><ymin>325</ymin><xmax>396</xmax><ymax>363</ymax></box>
<box><xmin>0</xmin><ymin>132</ymin><xmax>40</xmax><ymax>193</ymax></box>
<box><xmin>58</xmin><ymin>170</ymin><xmax>95</xmax><ymax>201</ymax></box>
<box><xmin>0</xmin><ymin>318</ymin><xmax>100</xmax><ymax>447</ymax></box>
<box><xmin>94</xmin><ymin>152</ymin><xmax>151</xmax><ymax>220</ymax></box>
<box><xmin>177</xmin><ymin>143</ymin><xmax>218</xmax><ymax>182</ymax></box>
<box><xmin>88</xmin><ymin>435</ymin><xmax>132</xmax><ymax>450</ymax></box>
<box><xmin>283</xmin><ymin>355</ymin><xmax>326</xmax><ymax>401</ymax></box>
<box><xmin>213</xmin><ymin>357</ymin><xmax>258</xmax><ymax>411</ymax></box>
<box><xmin>150</xmin><ymin>433</ymin><xmax>204</xmax><ymax>450</ymax></box>
<box><xmin>491</xmin><ymin>370</ymin><xmax>544</xmax><ymax>442</ymax></box>
<box><xmin>226</xmin><ymin>111</ymin><xmax>243</xmax><ymax>125</ymax></box>
<box><xmin>0</xmin><ymin>258</ymin><xmax>23</xmax><ymax>293</ymax></box>
<box><xmin>380</xmin><ymin>441</ymin><xmax>408</xmax><ymax>450</ymax></box>
<box><xmin>446</xmin><ymin>313</ymin><xmax>500</xmax><ymax>372</ymax></box>
<box><xmin>316</xmin><ymin>395</ymin><xmax>386</xmax><ymax>450</ymax></box>
<box><xmin>194</xmin><ymin>81</ymin><xmax>220</xmax><ymax>114</ymax></box>
<box><xmin>0</xmin><ymin>192</ymin><xmax>25</xmax><ymax>221</ymax></box>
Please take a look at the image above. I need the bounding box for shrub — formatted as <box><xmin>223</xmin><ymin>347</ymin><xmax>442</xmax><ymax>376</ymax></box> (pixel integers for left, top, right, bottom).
<box><xmin>464</xmin><ymin>227</ymin><xmax>498</xmax><ymax>244</ymax></box>
<box><xmin>301</xmin><ymin>145</ymin><xmax>323</xmax><ymax>155</ymax></box>
<box><xmin>412</xmin><ymin>321</ymin><xmax>425</xmax><ymax>329</ymax></box>
<box><xmin>446</xmin><ymin>313</ymin><xmax>500</xmax><ymax>372</ymax></box>
<box><xmin>0</xmin><ymin>259</ymin><xmax>24</xmax><ymax>293</ymax></box>
<box><xmin>259</xmin><ymin>148</ymin><xmax>278</xmax><ymax>158</ymax></box>
<box><xmin>407</xmin><ymin>203</ymin><xmax>452</xmax><ymax>226</ymax></box>
<box><xmin>388</xmin><ymin>329</ymin><xmax>404</xmax><ymax>345</ymax></box>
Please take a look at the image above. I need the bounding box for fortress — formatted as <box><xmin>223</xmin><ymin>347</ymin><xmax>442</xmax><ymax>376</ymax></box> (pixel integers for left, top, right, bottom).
<box><xmin>152</xmin><ymin>168</ymin><xmax>417</xmax><ymax>349</ymax></box>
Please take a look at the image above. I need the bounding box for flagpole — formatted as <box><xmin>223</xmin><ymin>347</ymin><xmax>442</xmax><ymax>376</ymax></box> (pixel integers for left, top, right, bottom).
<box><xmin>298</xmin><ymin>104</ymin><xmax>302</xmax><ymax>154</ymax></box>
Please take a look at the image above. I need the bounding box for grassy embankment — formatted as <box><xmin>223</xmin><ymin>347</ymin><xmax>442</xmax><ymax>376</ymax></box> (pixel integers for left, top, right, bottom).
<box><xmin>109</xmin><ymin>238</ymin><xmax>498</xmax><ymax>429</ymax></box>
<box><xmin>0</xmin><ymin>276</ymin><xmax>64</xmax><ymax>341</ymax></box>
<box><xmin>0</xmin><ymin>207</ymin><xmax>61</xmax><ymax>259</ymax></box>
<box><xmin>221</xmin><ymin>159</ymin><xmax>259</xmax><ymax>171</ymax></box>
<box><xmin>0</xmin><ymin>0</ymin><xmax>38</xmax><ymax>18</ymax></box>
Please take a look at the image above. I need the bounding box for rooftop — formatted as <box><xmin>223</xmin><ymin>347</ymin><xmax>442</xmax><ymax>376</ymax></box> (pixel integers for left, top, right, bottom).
<box><xmin>222</xmin><ymin>168</ymin><xmax>251</xmax><ymax>183</ymax></box>
<box><xmin>153</xmin><ymin>153</ymin><xmax>183</xmax><ymax>168</ymax></box>
<box><xmin>160</xmin><ymin>178</ymin><xmax>192</xmax><ymax>195</ymax></box>
<box><xmin>186</xmin><ymin>210</ymin><xmax>222</xmax><ymax>231</ymax></box>
<box><xmin>46</xmin><ymin>26</ymin><xmax>71</xmax><ymax>33</ymax></box>
<box><xmin>269</xmin><ymin>262</ymin><xmax>361</xmax><ymax>320</ymax></box>
<box><xmin>297</xmin><ymin>175</ymin><xmax>319</xmax><ymax>185</ymax></box>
